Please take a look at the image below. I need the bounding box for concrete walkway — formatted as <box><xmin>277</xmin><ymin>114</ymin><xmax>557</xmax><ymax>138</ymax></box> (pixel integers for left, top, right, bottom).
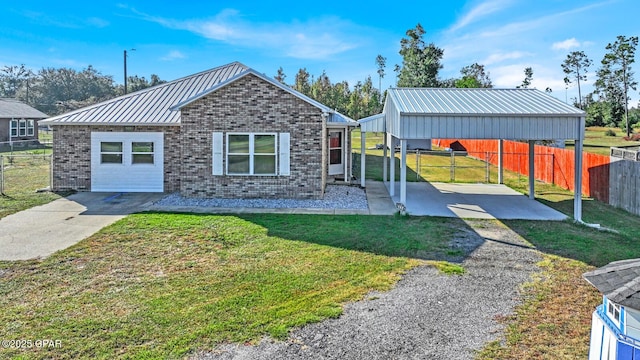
<box><xmin>389</xmin><ymin>181</ymin><xmax>568</xmax><ymax>220</ymax></box>
<box><xmin>0</xmin><ymin>192</ymin><xmax>163</xmax><ymax>261</ymax></box>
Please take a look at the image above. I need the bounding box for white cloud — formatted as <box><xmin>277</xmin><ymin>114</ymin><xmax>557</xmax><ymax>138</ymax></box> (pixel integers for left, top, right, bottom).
<box><xmin>86</xmin><ymin>17</ymin><xmax>109</xmax><ymax>28</ymax></box>
<box><xmin>132</xmin><ymin>8</ymin><xmax>361</xmax><ymax>60</ymax></box>
<box><xmin>482</xmin><ymin>51</ymin><xmax>531</xmax><ymax>65</ymax></box>
<box><xmin>161</xmin><ymin>50</ymin><xmax>186</xmax><ymax>61</ymax></box>
<box><xmin>552</xmin><ymin>38</ymin><xmax>581</xmax><ymax>50</ymax></box>
<box><xmin>448</xmin><ymin>0</ymin><xmax>513</xmax><ymax>32</ymax></box>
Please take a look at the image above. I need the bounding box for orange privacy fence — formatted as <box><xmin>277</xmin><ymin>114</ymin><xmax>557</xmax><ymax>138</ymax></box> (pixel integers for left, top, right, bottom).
<box><xmin>434</xmin><ymin>139</ymin><xmax>610</xmax><ymax>202</ymax></box>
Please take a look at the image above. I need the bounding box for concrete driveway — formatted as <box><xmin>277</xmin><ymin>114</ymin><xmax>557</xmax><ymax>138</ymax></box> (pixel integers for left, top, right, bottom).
<box><xmin>389</xmin><ymin>181</ymin><xmax>568</xmax><ymax>220</ymax></box>
<box><xmin>0</xmin><ymin>192</ymin><xmax>164</xmax><ymax>261</ymax></box>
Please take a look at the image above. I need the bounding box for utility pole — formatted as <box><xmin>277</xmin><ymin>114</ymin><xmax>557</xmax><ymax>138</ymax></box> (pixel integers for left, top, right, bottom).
<box><xmin>124</xmin><ymin>49</ymin><xmax>135</xmax><ymax>94</ymax></box>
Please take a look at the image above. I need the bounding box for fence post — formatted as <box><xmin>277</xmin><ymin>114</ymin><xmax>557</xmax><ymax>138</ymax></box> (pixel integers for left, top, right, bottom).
<box><xmin>485</xmin><ymin>151</ymin><xmax>490</xmax><ymax>183</ymax></box>
<box><xmin>49</xmin><ymin>154</ymin><xmax>54</xmax><ymax>191</ymax></box>
<box><xmin>416</xmin><ymin>150</ymin><xmax>419</xmax><ymax>181</ymax></box>
<box><xmin>450</xmin><ymin>151</ymin><xmax>455</xmax><ymax>181</ymax></box>
<box><xmin>0</xmin><ymin>155</ymin><xmax>3</xmax><ymax>195</ymax></box>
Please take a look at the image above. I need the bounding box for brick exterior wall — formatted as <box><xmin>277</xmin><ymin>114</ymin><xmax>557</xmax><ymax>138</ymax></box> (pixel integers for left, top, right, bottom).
<box><xmin>180</xmin><ymin>73</ymin><xmax>326</xmax><ymax>199</ymax></box>
<box><xmin>51</xmin><ymin>125</ymin><xmax>181</xmax><ymax>192</ymax></box>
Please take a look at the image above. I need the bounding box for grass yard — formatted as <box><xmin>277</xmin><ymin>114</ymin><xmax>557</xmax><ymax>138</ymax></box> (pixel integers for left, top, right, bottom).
<box><xmin>566</xmin><ymin>126</ymin><xmax>640</xmax><ymax>156</ymax></box>
<box><xmin>0</xmin><ymin>213</ymin><xmax>464</xmax><ymax>359</ymax></box>
<box><xmin>1</xmin><ymin>129</ymin><xmax>639</xmax><ymax>359</ymax></box>
<box><xmin>0</xmin><ymin>154</ymin><xmax>61</xmax><ymax>219</ymax></box>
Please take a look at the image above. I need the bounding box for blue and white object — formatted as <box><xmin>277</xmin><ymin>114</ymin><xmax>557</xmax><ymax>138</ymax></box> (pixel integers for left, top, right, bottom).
<box><xmin>584</xmin><ymin>259</ymin><xmax>640</xmax><ymax>360</ymax></box>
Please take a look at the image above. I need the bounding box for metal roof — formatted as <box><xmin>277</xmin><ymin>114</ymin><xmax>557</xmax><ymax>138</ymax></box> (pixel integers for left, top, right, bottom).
<box><xmin>584</xmin><ymin>258</ymin><xmax>640</xmax><ymax>311</ymax></box>
<box><xmin>171</xmin><ymin>68</ymin><xmax>356</xmax><ymax>126</ymax></box>
<box><xmin>0</xmin><ymin>98</ymin><xmax>48</xmax><ymax>119</ymax></box>
<box><xmin>41</xmin><ymin>62</ymin><xmax>355</xmax><ymax>126</ymax></box>
<box><xmin>387</xmin><ymin>88</ymin><xmax>585</xmax><ymax>116</ymax></box>
<box><xmin>358</xmin><ymin>113</ymin><xmax>385</xmax><ymax>132</ymax></box>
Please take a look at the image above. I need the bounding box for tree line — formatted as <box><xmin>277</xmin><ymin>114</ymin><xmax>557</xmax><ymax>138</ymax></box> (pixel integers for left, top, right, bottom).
<box><xmin>1</xmin><ymin>24</ymin><xmax>637</xmax><ymax>134</ymax></box>
<box><xmin>0</xmin><ymin>65</ymin><xmax>165</xmax><ymax>116</ymax></box>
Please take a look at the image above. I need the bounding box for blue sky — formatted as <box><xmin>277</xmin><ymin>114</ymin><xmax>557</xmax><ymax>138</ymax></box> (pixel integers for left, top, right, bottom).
<box><xmin>1</xmin><ymin>0</ymin><xmax>638</xmax><ymax>105</ymax></box>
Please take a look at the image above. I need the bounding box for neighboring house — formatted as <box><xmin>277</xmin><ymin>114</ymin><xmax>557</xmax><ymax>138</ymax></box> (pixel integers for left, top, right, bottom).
<box><xmin>0</xmin><ymin>98</ymin><xmax>48</xmax><ymax>144</ymax></box>
<box><xmin>584</xmin><ymin>258</ymin><xmax>640</xmax><ymax>360</ymax></box>
<box><xmin>40</xmin><ymin>62</ymin><xmax>356</xmax><ymax>198</ymax></box>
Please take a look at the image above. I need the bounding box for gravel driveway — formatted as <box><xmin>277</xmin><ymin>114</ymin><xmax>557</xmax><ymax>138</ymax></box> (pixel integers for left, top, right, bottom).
<box><xmin>192</xmin><ymin>219</ymin><xmax>541</xmax><ymax>360</ymax></box>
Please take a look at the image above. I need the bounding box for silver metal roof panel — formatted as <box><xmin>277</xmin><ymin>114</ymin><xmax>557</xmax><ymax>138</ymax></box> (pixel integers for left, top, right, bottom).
<box><xmin>41</xmin><ymin>62</ymin><xmax>250</xmax><ymax>125</ymax></box>
<box><xmin>388</xmin><ymin>88</ymin><xmax>584</xmax><ymax>116</ymax></box>
<box><xmin>42</xmin><ymin>62</ymin><xmax>355</xmax><ymax>126</ymax></box>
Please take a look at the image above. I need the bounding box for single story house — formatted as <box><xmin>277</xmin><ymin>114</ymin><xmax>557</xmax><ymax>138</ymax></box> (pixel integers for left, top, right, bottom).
<box><xmin>0</xmin><ymin>98</ymin><xmax>48</xmax><ymax>144</ymax></box>
<box><xmin>40</xmin><ymin>62</ymin><xmax>356</xmax><ymax>198</ymax></box>
<box><xmin>357</xmin><ymin>87</ymin><xmax>586</xmax><ymax>221</ymax></box>
<box><xmin>584</xmin><ymin>258</ymin><xmax>640</xmax><ymax>360</ymax></box>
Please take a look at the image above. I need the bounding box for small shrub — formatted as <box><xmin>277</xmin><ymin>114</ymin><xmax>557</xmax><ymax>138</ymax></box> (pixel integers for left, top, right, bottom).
<box><xmin>604</xmin><ymin>129</ymin><xmax>617</xmax><ymax>137</ymax></box>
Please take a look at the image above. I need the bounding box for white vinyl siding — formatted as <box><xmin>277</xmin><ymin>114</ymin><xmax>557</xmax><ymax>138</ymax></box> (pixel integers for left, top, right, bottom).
<box><xmin>91</xmin><ymin>132</ymin><xmax>164</xmax><ymax>192</ymax></box>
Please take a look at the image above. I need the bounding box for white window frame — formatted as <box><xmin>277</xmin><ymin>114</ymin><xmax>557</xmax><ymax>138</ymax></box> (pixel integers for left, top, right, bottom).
<box><xmin>10</xmin><ymin>120</ymin><xmax>18</xmax><ymax>137</ymax></box>
<box><xmin>226</xmin><ymin>133</ymin><xmax>277</xmax><ymax>176</ymax></box>
<box><xmin>607</xmin><ymin>299</ymin><xmax>621</xmax><ymax>327</ymax></box>
<box><xmin>100</xmin><ymin>141</ymin><xmax>124</xmax><ymax>164</ymax></box>
<box><xmin>131</xmin><ymin>141</ymin><xmax>155</xmax><ymax>165</ymax></box>
<box><xmin>27</xmin><ymin>120</ymin><xmax>35</xmax><ymax>136</ymax></box>
<box><xmin>10</xmin><ymin>119</ymin><xmax>35</xmax><ymax>137</ymax></box>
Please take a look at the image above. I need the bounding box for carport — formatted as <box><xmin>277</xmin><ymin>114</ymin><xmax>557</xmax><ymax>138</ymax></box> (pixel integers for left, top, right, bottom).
<box><xmin>358</xmin><ymin>88</ymin><xmax>586</xmax><ymax>221</ymax></box>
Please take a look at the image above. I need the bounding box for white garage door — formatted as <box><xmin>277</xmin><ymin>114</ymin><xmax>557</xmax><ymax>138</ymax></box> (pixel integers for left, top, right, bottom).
<box><xmin>91</xmin><ymin>132</ymin><xmax>164</xmax><ymax>192</ymax></box>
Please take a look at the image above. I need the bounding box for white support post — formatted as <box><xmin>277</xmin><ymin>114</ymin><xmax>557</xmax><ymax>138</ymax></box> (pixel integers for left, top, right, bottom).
<box><xmin>383</xmin><ymin>132</ymin><xmax>388</xmax><ymax>183</ymax></box>
<box><xmin>400</xmin><ymin>139</ymin><xmax>407</xmax><ymax>205</ymax></box>
<box><xmin>528</xmin><ymin>140</ymin><xmax>535</xmax><ymax>200</ymax></box>
<box><xmin>344</xmin><ymin>130</ymin><xmax>348</xmax><ymax>183</ymax></box>
<box><xmin>498</xmin><ymin>139</ymin><xmax>504</xmax><ymax>184</ymax></box>
<box><xmin>389</xmin><ymin>136</ymin><xmax>395</xmax><ymax>196</ymax></box>
<box><xmin>360</xmin><ymin>130</ymin><xmax>366</xmax><ymax>187</ymax></box>
<box><xmin>574</xmin><ymin>139</ymin><xmax>583</xmax><ymax>222</ymax></box>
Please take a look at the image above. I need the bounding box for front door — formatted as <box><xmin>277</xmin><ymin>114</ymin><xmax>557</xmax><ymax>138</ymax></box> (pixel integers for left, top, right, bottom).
<box><xmin>328</xmin><ymin>130</ymin><xmax>343</xmax><ymax>175</ymax></box>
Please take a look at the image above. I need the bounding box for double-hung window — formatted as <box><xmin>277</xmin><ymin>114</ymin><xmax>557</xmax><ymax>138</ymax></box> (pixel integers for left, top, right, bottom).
<box><xmin>9</xmin><ymin>119</ymin><xmax>35</xmax><ymax>137</ymax></box>
<box><xmin>100</xmin><ymin>142</ymin><xmax>123</xmax><ymax>164</ymax></box>
<box><xmin>132</xmin><ymin>142</ymin><xmax>154</xmax><ymax>164</ymax></box>
<box><xmin>10</xmin><ymin>120</ymin><xmax>17</xmax><ymax>137</ymax></box>
<box><xmin>227</xmin><ymin>133</ymin><xmax>276</xmax><ymax>175</ymax></box>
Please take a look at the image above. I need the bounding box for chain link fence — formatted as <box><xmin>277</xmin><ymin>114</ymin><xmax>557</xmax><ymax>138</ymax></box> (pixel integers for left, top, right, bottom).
<box><xmin>0</xmin><ymin>154</ymin><xmax>52</xmax><ymax>196</ymax></box>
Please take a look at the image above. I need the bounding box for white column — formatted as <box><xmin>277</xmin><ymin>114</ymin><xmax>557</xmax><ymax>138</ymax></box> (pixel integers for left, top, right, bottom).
<box><xmin>383</xmin><ymin>132</ymin><xmax>388</xmax><ymax>183</ymax></box>
<box><xmin>344</xmin><ymin>130</ymin><xmax>348</xmax><ymax>183</ymax></box>
<box><xmin>360</xmin><ymin>130</ymin><xmax>366</xmax><ymax>187</ymax></box>
<box><xmin>528</xmin><ymin>140</ymin><xmax>535</xmax><ymax>200</ymax></box>
<box><xmin>390</xmin><ymin>136</ymin><xmax>395</xmax><ymax>196</ymax></box>
<box><xmin>400</xmin><ymin>139</ymin><xmax>407</xmax><ymax>205</ymax></box>
<box><xmin>574</xmin><ymin>139</ymin><xmax>584</xmax><ymax>222</ymax></box>
<box><xmin>498</xmin><ymin>139</ymin><xmax>504</xmax><ymax>184</ymax></box>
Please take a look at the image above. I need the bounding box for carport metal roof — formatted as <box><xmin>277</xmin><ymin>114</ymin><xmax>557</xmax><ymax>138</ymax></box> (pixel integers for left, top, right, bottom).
<box><xmin>357</xmin><ymin>87</ymin><xmax>586</xmax><ymax>221</ymax></box>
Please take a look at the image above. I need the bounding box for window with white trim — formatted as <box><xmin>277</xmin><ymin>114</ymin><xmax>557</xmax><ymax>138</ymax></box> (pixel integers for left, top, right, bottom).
<box><xmin>607</xmin><ymin>300</ymin><xmax>621</xmax><ymax>324</ymax></box>
<box><xmin>27</xmin><ymin>120</ymin><xmax>35</xmax><ymax>136</ymax></box>
<box><xmin>10</xmin><ymin>120</ymin><xmax>17</xmax><ymax>137</ymax></box>
<box><xmin>100</xmin><ymin>142</ymin><xmax>123</xmax><ymax>164</ymax></box>
<box><xmin>9</xmin><ymin>119</ymin><xmax>35</xmax><ymax>137</ymax></box>
<box><xmin>227</xmin><ymin>133</ymin><xmax>277</xmax><ymax>175</ymax></box>
<box><xmin>132</xmin><ymin>142</ymin><xmax>154</xmax><ymax>164</ymax></box>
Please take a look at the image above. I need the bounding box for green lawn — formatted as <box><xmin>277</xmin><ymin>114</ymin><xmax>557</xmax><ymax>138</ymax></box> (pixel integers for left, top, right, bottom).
<box><xmin>1</xmin><ymin>130</ymin><xmax>639</xmax><ymax>359</ymax></box>
<box><xmin>566</xmin><ymin>126</ymin><xmax>639</xmax><ymax>156</ymax></box>
<box><xmin>0</xmin><ymin>154</ymin><xmax>61</xmax><ymax>219</ymax></box>
<box><xmin>0</xmin><ymin>213</ymin><xmax>465</xmax><ymax>359</ymax></box>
